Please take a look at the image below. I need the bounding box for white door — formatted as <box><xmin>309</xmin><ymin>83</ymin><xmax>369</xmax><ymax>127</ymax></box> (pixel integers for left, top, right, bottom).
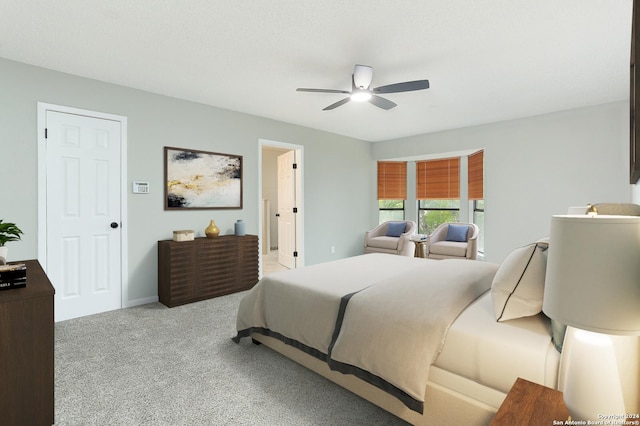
<box><xmin>45</xmin><ymin>110</ymin><xmax>122</xmax><ymax>322</ymax></box>
<box><xmin>277</xmin><ymin>151</ymin><xmax>297</xmax><ymax>269</ymax></box>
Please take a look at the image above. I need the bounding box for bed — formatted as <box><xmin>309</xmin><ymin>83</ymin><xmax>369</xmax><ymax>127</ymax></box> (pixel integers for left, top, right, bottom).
<box><xmin>233</xmin><ymin>248</ymin><xmax>558</xmax><ymax>425</ymax></box>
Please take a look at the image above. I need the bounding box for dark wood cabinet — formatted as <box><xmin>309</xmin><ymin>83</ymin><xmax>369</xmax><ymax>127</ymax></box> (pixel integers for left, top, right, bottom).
<box><xmin>158</xmin><ymin>235</ymin><xmax>259</xmax><ymax>307</ymax></box>
<box><xmin>0</xmin><ymin>260</ymin><xmax>55</xmax><ymax>426</ymax></box>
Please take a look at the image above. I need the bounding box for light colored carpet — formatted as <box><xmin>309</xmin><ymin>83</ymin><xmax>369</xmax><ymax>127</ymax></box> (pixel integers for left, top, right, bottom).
<box><xmin>54</xmin><ymin>291</ymin><xmax>409</xmax><ymax>425</ymax></box>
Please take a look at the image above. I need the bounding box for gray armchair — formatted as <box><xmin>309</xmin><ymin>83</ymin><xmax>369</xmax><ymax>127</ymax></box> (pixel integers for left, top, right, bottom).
<box><xmin>364</xmin><ymin>221</ymin><xmax>417</xmax><ymax>256</ymax></box>
<box><xmin>425</xmin><ymin>222</ymin><xmax>479</xmax><ymax>260</ymax></box>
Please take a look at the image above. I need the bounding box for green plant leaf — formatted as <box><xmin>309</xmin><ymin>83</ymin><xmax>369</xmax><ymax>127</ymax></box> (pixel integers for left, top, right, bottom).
<box><xmin>0</xmin><ymin>220</ymin><xmax>23</xmax><ymax>247</ymax></box>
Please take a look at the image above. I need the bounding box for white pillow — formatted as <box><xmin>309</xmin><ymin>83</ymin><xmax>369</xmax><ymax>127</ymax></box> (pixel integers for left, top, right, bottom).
<box><xmin>491</xmin><ymin>242</ymin><xmax>549</xmax><ymax>321</ymax></box>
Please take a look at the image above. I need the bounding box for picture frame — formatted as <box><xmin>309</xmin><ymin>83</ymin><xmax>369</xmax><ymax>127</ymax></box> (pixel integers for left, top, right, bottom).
<box><xmin>164</xmin><ymin>146</ymin><xmax>242</xmax><ymax>210</ymax></box>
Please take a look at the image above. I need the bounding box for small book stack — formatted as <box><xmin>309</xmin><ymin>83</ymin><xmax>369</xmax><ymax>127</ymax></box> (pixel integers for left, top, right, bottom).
<box><xmin>0</xmin><ymin>263</ymin><xmax>27</xmax><ymax>290</ymax></box>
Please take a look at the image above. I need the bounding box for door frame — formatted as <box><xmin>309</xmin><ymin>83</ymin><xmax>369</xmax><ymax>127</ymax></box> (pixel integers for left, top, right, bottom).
<box><xmin>258</xmin><ymin>139</ymin><xmax>304</xmax><ymax>276</ymax></box>
<box><xmin>36</xmin><ymin>102</ymin><xmax>129</xmax><ymax>311</ymax></box>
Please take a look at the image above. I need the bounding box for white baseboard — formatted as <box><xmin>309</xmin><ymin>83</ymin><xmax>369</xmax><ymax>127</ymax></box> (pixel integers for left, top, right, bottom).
<box><xmin>125</xmin><ymin>295</ymin><xmax>159</xmax><ymax>308</ymax></box>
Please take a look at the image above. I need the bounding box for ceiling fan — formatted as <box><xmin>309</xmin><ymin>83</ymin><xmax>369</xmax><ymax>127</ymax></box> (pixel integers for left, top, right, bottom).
<box><xmin>296</xmin><ymin>64</ymin><xmax>429</xmax><ymax>111</ymax></box>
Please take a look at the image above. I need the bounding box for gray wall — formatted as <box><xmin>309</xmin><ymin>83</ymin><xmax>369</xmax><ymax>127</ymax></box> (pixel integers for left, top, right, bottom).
<box><xmin>1</xmin><ymin>56</ymin><xmax>634</xmax><ymax>301</ymax></box>
<box><xmin>0</xmin><ymin>58</ymin><xmax>373</xmax><ymax>305</ymax></box>
<box><xmin>373</xmin><ymin>101</ymin><xmax>632</xmax><ymax>263</ymax></box>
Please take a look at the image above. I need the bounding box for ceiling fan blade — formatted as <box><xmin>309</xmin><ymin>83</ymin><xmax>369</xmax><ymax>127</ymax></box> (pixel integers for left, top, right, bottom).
<box><xmin>297</xmin><ymin>88</ymin><xmax>350</xmax><ymax>94</ymax></box>
<box><xmin>323</xmin><ymin>97</ymin><xmax>351</xmax><ymax>111</ymax></box>
<box><xmin>373</xmin><ymin>79</ymin><xmax>430</xmax><ymax>94</ymax></box>
<box><xmin>368</xmin><ymin>95</ymin><xmax>397</xmax><ymax>110</ymax></box>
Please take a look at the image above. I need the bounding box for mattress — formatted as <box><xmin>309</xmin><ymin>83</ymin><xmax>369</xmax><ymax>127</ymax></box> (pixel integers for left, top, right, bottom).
<box><xmin>431</xmin><ymin>291</ymin><xmax>560</xmax><ymax>407</ymax></box>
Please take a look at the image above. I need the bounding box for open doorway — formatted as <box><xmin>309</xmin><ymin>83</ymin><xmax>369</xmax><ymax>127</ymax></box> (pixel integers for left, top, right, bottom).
<box><xmin>259</xmin><ymin>140</ymin><xmax>304</xmax><ymax>277</ymax></box>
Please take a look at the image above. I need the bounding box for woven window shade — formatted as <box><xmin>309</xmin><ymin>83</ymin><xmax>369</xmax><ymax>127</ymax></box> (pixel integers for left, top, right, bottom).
<box><xmin>377</xmin><ymin>161</ymin><xmax>407</xmax><ymax>200</ymax></box>
<box><xmin>416</xmin><ymin>157</ymin><xmax>460</xmax><ymax>200</ymax></box>
<box><xmin>468</xmin><ymin>150</ymin><xmax>484</xmax><ymax>200</ymax></box>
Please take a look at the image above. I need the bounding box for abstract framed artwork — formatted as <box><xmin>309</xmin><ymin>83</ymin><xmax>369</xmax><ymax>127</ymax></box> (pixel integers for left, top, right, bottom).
<box><xmin>164</xmin><ymin>147</ymin><xmax>242</xmax><ymax>209</ymax></box>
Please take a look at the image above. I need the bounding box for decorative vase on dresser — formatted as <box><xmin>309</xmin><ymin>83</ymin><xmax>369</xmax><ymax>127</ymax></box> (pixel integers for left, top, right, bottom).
<box><xmin>205</xmin><ymin>219</ymin><xmax>220</xmax><ymax>238</ymax></box>
<box><xmin>234</xmin><ymin>219</ymin><xmax>246</xmax><ymax>236</ymax></box>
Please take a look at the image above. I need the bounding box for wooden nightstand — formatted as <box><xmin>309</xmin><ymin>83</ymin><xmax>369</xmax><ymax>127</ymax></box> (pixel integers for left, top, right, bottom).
<box><xmin>491</xmin><ymin>378</ymin><xmax>570</xmax><ymax>426</ymax></box>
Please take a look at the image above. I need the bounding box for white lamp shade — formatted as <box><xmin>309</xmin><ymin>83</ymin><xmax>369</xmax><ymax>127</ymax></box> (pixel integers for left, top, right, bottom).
<box><xmin>543</xmin><ymin>215</ymin><xmax>640</xmax><ymax>335</ymax></box>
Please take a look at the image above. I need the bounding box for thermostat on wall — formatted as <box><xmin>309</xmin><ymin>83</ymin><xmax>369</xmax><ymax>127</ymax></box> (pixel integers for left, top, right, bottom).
<box><xmin>132</xmin><ymin>181</ymin><xmax>150</xmax><ymax>194</ymax></box>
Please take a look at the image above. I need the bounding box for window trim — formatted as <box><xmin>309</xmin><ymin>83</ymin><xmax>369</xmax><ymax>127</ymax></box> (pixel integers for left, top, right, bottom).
<box><xmin>472</xmin><ymin>199</ymin><xmax>485</xmax><ymax>253</ymax></box>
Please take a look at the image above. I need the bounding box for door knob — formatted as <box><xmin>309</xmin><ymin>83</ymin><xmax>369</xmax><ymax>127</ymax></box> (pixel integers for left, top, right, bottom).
<box><xmin>110</xmin><ymin>222</ymin><xmax>119</xmax><ymax>229</ymax></box>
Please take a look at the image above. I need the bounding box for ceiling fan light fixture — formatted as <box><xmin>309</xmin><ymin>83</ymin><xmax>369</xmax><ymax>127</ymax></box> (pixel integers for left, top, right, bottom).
<box><xmin>353</xmin><ymin>64</ymin><xmax>373</xmax><ymax>89</ymax></box>
<box><xmin>297</xmin><ymin>64</ymin><xmax>429</xmax><ymax>111</ymax></box>
<box><xmin>351</xmin><ymin>90</ymin><xmax>372</xmax><ymax>102</ymax></box>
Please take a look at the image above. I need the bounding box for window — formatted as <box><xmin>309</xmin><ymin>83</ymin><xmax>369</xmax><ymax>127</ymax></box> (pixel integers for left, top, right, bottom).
<box><xmin>473</xmin><ymin>200</ymin><xmax>485</xmax><ymax>252</ymax></box>
<box><xmin>468</xmin><ymin>150</ymin><xmax>484</xmax><ymax>252</ymax></box>
<box><xmin>418</xmin><ymin>200</ymin><xmax>460</xmax><ymax>233</ymax></box>
<box><xmin>378</xmin><ymin>161</ymin><xmax>407</xmax><ymax>224</ymax></box>
<box><xmin>416</xmin><ymin>157</ymin><xmax>460</xmax><ymax>200</ymax></box>
<box><xmin>416</xmin><ymin>157</ymin><xmax>460</xmax><ymax>234</ymax></box>
<box><xmin>379</xmin><ymin>200</ymin><xmax>405</xmax><ymax>222</ymax></box>
<box><xmin>468</xmin><ymin>150</ymin><xmax>484</xmax><ymax>201</ymax></box>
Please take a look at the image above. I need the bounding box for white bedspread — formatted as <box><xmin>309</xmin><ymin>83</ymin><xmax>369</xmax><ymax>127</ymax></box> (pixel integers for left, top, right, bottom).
<box><xmin>433</xmin><ymin>291</ymin><xmax>559</xmax><ymax>394</ymax></box>
<box><xmin>234</xmin><ymin>253</ymin><xmax>499</xmax><ymax>413</ymax></box>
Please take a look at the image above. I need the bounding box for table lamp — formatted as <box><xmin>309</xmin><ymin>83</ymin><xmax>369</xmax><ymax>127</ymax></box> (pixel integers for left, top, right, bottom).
<box><xmin>543</xmin><ymin>215</ymin><xmax>640</xmax><ymax>421</ymax></box>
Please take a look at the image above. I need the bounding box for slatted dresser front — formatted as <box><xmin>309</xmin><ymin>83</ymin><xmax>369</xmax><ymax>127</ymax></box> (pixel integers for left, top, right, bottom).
<box><xmin>158</xmin><ymin>235</ymin><xmax>259</xmax><ymax>307</ymax></box>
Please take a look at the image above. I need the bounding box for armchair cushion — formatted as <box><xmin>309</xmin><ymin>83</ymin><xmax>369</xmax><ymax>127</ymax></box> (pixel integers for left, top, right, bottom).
<box><xmin>386</xmin><ymin>222</ymin><xmax>407</xmax><ymax>237</ymax></box>
<box><xmin>428</xmin><ymin>241</ymin><xmax>468</xmax><ymax>257</ymax></box>
<box><xmin>368</xmin><ymin>236</ymin><xmax>401</xmax><ymax>250</ymax></box>
<box><xmin>445</xmin><ymin>224</ymin><xmax>469</xmax><ymax>242</ymax></box>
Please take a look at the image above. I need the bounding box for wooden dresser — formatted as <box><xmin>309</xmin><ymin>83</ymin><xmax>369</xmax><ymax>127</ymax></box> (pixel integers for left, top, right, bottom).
<box><xmin>158</xmin><ymin>235</ymin><xmax>259</xmax><ymax>307</ymax></box>
<box><xmin>0</xmin><ymin>259</ymin><xmax>55</xmax><ymax>426</ymax></box>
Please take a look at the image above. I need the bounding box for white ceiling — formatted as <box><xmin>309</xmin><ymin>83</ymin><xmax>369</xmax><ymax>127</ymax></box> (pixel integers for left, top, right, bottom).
<box><xmin>0</xmin><ymin>0</ymin><xmax>632</xmax><ymax>142</ymax></box>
